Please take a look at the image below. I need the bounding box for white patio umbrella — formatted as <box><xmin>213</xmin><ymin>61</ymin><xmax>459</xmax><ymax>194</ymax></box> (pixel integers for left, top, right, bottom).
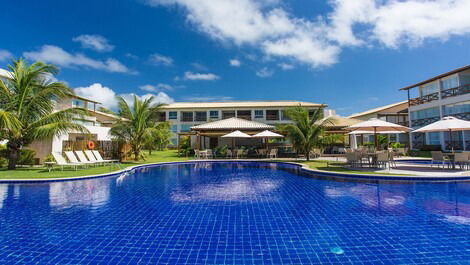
<box><xmin>413</xmin><ymin>116</ymin><xmax>470</xmax><ymax>151</ymax></box>
<box><xmin>221</xmin><ymin>130</ymin><xmax>251</xmax><ymax>149</ymax></box>
<box><xmin>348</xmin><ymin>118</ymin><xmax>411</xmax><ymax>149</ymax></box>
<box><xmin>348</xmin><ymin>130</ymin><xmax>406</xmax><ymax>135</ymax></box>
<box><xmin>252</xmin><ymin>130</ymin><xmax>284</xmax><ymax>149</ymax></box>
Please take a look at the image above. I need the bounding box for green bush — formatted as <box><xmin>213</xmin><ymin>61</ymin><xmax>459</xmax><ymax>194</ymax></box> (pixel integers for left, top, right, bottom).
<box><xmin>0</xmin><ymin>147</ymin><xmax>37</xmax><ymax>167</ymax></box>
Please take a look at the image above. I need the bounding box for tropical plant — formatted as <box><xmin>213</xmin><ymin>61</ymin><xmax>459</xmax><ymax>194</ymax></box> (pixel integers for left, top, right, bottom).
<box><xmin>110</xmin><ymin>95</ymin><xmax>164</xmax><ymax>161</ymax></box>
<box><xmin>144</xmin><ymin>121</ymin><xmax>172</xmax><ymax>155</ymax></box>
<box><xmin>0</xmin><ymin>58</ymin><xmax>88</xmax><ymax>169</ymax></box>
<box><xmin>276</xmin><ymin>106</ymin><xmax>330</xmax><ymax>160</ymax></box>
<box><xmin>178</xmin><ymin>136</ymin><xmax>191</xmax><ymax>157</ymax></box>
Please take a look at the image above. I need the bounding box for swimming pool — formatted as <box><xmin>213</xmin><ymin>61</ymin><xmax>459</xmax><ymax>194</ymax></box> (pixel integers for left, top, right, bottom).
<box><xmin>0</xmin><ymin>162</ymin><xmax>469</xmax><ymax>264</ymax></box>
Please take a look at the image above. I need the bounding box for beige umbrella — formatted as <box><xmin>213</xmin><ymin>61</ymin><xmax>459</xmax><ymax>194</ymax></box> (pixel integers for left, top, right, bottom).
<box><xmin>348</xmin><ymin>130</ymin><xmax>406</xmax><ymax>135</ymax></box>
<box><xmin>221</xmin><ymin>130</ymin><xmax>251</xmax><ymax>149</ymax></box>
<box><xmin>348</xmin><ymin>118</ymin><xmax>410</xmax><ymax>149</ymax></box>
<box><xmin>252</xmin><ymin>130</ymin><xmax>284</xmax><ymax>149</ymax></box>
<box><xmin>413</xmin><ymin>116</ymin><xmax>470</xmax><ymax>151</ymax></box>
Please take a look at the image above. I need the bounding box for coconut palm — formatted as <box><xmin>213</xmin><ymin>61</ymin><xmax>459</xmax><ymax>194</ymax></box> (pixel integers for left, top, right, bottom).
<box><xmin>110</xmin><ymin>95</ymin><xmax>165</xmax><ymax>161</ymax></box>
<box><xmin>0</xmin><ymin>59</ymin><xmax>88</xmax><ymax>169</ymax></box>
<box><xmin>277</xmin><ymin>106</ymin><xmax>330</xmax><ymax>161</ymax></box>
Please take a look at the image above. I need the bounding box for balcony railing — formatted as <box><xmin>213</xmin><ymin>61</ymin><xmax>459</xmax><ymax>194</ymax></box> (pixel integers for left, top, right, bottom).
<box><xmin>409</xmin><ymin>92</ymin><xmax>439</xmax><ymax>106</ymax></box>
<box><xmin>443</xmin><ymin>112</ymin><xmax>470</xmax><ymax>120</ymax></box>
<box><xmin>441</xmin><ymin>84</ymin><xmax>470</xmax><ymax>99</ymax></box>
<box><xmin>411</xmin><ymin>116</ymin><xmax>440</xmax><ymax>127</ymax></box>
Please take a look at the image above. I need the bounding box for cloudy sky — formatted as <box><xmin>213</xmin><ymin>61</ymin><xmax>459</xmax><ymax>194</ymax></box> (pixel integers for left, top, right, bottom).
<box><xmin>1</xmin><ymin>0</ymin><xmax>470</xmax><ymax>115</ymax></box>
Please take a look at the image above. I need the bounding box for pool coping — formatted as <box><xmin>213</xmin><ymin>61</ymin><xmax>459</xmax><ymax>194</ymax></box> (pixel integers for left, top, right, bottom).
<box><xmin>1</xmin><ymin>159</ymin><xmax>470</xmax><ymax>183</ymax></box>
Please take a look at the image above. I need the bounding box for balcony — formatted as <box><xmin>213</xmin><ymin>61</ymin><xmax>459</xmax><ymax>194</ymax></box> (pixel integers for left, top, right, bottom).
<box><xmin>411</xmin><ymin>116</ymin><xmax>440</xmax><ymax>127</ymax></box>
<box><xmin>409</xmin><ymin>92</ymin><xmax>439</xmax><ymax>106</ymax></box>
<box><xmin>441</xmin><ymin>84</ymin><xmax>470</xmax><ymax>99</ymax></box>
<box><xmin>444</xmin><ymin>112</ymin><xmax>470</xmax><ymax>121</ymax></box>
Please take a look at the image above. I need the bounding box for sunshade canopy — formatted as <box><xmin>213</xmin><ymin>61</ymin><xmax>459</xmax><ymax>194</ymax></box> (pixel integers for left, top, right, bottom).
<box><xmin>348</xmin><ymin>130</ymin><xmax>405</xmax><ymax>135</ymax></box>
<box><xmin>191</xmin><ymin>117</ymin><xmax>274</xmax><ymax>131</ymax></box>
<box><xmin>348</xmin><ymin>118</ymin><xmax>411</xmax><ymax>132</ymax></box>
<box><xmin>413</xmin><ymin>116</ymin><xmax>470</xmax><ymax>133</ymax></box>
<box><xmin>221</xmin><ymin>130</ymin><xmax>252</xmax><ymax>138</ymax></box>
<box><xmin>252</xmin><ymin>130</ymin><xmax>284</xmax><ymax>138</ymax></box>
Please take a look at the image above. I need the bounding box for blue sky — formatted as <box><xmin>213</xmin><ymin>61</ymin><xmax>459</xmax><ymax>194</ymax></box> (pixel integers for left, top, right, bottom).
<box><xmin>1</xmin><ymin>0</ymin><xmax>470</xmax><ymax>116</ymax></box>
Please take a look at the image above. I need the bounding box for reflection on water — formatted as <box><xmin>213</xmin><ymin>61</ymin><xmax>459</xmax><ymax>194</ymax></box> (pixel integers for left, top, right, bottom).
<box><xmin>49</xmin><ymin>178</ymin><xmax>111</xmax><ymax>210</ymax></box>
<box><xmin>0</xmin><ymin>162</ymin><xmax>468</xmax><ymax>264</ymax></box>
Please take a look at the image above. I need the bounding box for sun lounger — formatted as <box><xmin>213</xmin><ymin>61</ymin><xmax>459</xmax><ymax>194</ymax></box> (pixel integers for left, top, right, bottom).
<box><xmin>72</xmin><ymin>151</ymin><xmax>98</xmax><ymax>167</ymax></box>
<box><xmin>51</xmin><ymin>152</ymin><xmax>84</xmax><ymax>170</ymax></box>
<box><xmin>84</xmin><ymin>150</ymin><xmax>101</xmax><ymax>165</ymax></box>
<box><xmin>92</xmin><ymin>150</ymin><xmax>120</xmax><ymax>166</ymax></box>
<box><xmin>64</xmin><ymin>151</ymin><xmax>93</xmax><ymax>168</ymax></box>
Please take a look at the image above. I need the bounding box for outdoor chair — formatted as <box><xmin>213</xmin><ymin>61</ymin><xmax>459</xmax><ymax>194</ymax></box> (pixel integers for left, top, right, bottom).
<box><xmin>345</xmin><ymin>152</ymin><xmax>361</xmax><ymax>168</ymax></box>
<box><xmin>194</xmin><ymin>150</ymin><xmax>201</xmax><ymax>159</ymax></box>
<box><xmin>388</xmin><ymin>152</ymin><xmax>397</xmax><ymax>168</ymax></box>
<box><xmin>205</xmin><ymin>149</ymin><xmax>213</xmax><ymax>159</ymax></box>
<box><xmin>376</xmin><ymin>152</ymin><xmax>390</xmax><ymax>168</ymax></box>
<box><xmin>51</xmin><ymin>152</ymin><xmax>84</xmax><ymax>171</ymax></box>
<box><xmin>75</xmin><ymin>151</ymin><xmax>99</xmax><ymax>166</ymax></box>
<box><xmin>431</xmin><ymin>151</ymin><xmax>450</xmax><ymax>169</ymax></box>
<box><xmin>226</xmin><ymin>149</ymin><xmax>233</xmax><ymax>158</ymax></box>
<box><xmin>65</xmin><ymin>151</ymin><xmax>94</xmax><ymax>168</ymax></box>
<box><xmin>454</xmin><ymin>152</ymin><xmax>469</xmax><ymax>170</ymax></box>
<box><xmin>268</xmin><ymin>149</ymin><xmax>278</xmax><ymax>159</ymax></box>
<box><xmin>92</xmin><ymin>150</ymin><xmax>120</xmax><ymax>166</ymax></box>
<box><xmin>236</xmin><ymin>149</ymin><xmax>245</xmax><ymax>159</ymax></box>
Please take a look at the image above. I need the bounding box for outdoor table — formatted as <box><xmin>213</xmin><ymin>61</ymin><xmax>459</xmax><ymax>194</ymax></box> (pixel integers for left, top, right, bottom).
<box><xmin>44</xmin><ymin>162</ymin><xmax>56</xmax><ymax>172</ymax></box>
<box><xmin>442</xmin><ymin>152</ymin><xmax>456</xmax><ymax>169</ymax></box>
<box><xmin>199</xmin><ymin>150</ymin><xmax>208</xmax><ymax>159</ymax></box>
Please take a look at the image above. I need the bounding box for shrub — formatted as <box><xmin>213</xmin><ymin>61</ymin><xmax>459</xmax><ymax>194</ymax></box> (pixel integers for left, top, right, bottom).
<box><xmin>420</xmin><ymin>145</ymin><xmax>442</xmax><ymax>151</ymax></box>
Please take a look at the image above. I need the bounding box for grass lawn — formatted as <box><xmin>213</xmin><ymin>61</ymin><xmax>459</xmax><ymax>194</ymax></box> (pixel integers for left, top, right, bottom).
<box><xmin>0</xmin><ymin>150</ymin><xmax>190</xmax><ymax>180</ymax></box>
<box><xmin>0</xmin><ymin>151</ymin><xmax>405</xmax><ymax>180</ymax></box>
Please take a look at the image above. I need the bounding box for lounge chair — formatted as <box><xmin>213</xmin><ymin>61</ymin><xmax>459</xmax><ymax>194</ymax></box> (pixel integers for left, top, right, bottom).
<box><xmin>51</xmin><ymin>152</ymin><xmax>84</xmax><ymax>171</ymax></box>
<box><xmin>74</xmin><ymin>151</ymin><xmax>98</xmax><ymax>166</ymax></box>
<box><xmin>84</xmin><ymin>150</ymin><xmax>102</xmax><ymax>165</ymax></box>
<box><xmin>65</xmin><ymin>151</ymin><xmax>94</xmax><ymax>168</ymax></box>
<box><xmin>92</xmin><ymin>150</ymin><xmax>120</xmax><ymax>166</ymax></box>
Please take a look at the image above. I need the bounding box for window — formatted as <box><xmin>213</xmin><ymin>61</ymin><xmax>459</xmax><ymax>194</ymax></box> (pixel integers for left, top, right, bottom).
<box><xmin>410</xmin><ymin>107</ymin><xmax>440</xmax><ymax>120</ymax></box>
<box><xmin>171</xmin><ymin>125</ymin><xmax>177</xmax><ymax>133</ymax></box>
<box><xmin>180</xmin><ymin>124</ymin><xmax>191</xmax><ymax>132</ymax></box>
<box><xmin>421</xmin><ymin>82</ymin><xmax>438</xmax><ymax>96</ymax></box>
<box><xmin>443</xmin><ymin>101</ymin><xmax>470</xmax><ymax>116</ymax></box>
<box><xmin>254</xmin><ymin>110</ymin><xmax>264</xmax><ymax>119</ymax></box>
<box><xmin>158</xmin><ymin>112</ymin><xmax>166</xmax><ymax>122</ymax></box>
<box><xmin>266</xmin><ymin>110</ymin><xmax>279</xmax><ymax>120</ymax></box>
<box><xmin>168</xmin><ymin>111</ymin><xmax>178</xmax><ymax>120</ymax></box>
<box><xmin>209</xmin><ymin>110</ymin><xmax>219</xmax><ymax>120</ymax></box>
<box><xmin>236</xmin><ymin>110</ymin><xmax>251</xmax><ymax>120</ymax></box>
<box><xmin>428</xmin><ymin>132</ymin><xmax>441</xmax><ymax>145</ymax></box>
<box><xmin>72</xmin><ymin>99</ymin><xmax>85</xmax><ymax>108</ymax></box>
<box><xmin>222</xmin><ymin>110</ymin><xmax>235</xmax><ymax>119</ymax></box>
<box><xmin>441</xmin><ymin>76</ymin><xmax>459</xmax><ymax>90</ymax></box>
<box><xmin>195</xmin><ymin>111</ymin><xmax>207</xmax><ymax>122</ymax></box>
<box><xmin>181</xmin><ymin>112</ymin><xmax>193</xmax><ymax>122</ymax></box>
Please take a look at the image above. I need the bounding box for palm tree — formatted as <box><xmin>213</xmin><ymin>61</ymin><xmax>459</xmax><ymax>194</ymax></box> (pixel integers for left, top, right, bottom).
<box><xmin>110</xmin><ymin>95</ymin><xmax>164</xmax><ymax>161</ymax></box>
<box><xmin>0</xmin><ymin>59</ymin><xmax>88</xmax><ymax>169</ymax></box>
<box><xmin>277</xmin><ymin>106</ymin><xmax>330</xmax><ymax>161</ymax></box>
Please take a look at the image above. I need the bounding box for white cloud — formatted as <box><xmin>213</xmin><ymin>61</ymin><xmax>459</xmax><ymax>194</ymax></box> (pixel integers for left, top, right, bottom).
<box><xmin>75</xmin><ymin>83</ymin><xmax>118</xmax><ymax>109</ymax></box>
<box><xmin>23</xmin><ymin>45</ymin><xmax>135</xmax><ymax>74</ymax></box>
<box><xmin>146</xmin><ymin>0</ymin><xmax>470</xmax><ymax>67</ymax></box>
<box><xmin>73</xmin><ymin>34</ymin><xmax>114</xmax><ymax>52</ymax></box>
<box><xmin>121</xmin><ymin>92</ymin><xmax>174</xmax><ymax>106</ymax></box>
<box><xmin>256</xmin><ymin>67</ymin><xmax>273</xmax><ymax>78</ymax></box>
<box><xmin>191</xmin><ymin>62</ymin><xmax>208</xmax><ymax>71</ymax></box>
<box><xmin>183</xmin><ymin>71</ymin><xmax>220</xmax><ymax>81</ymax></box>
<box><xmin>75</xmin><ymin>83</ymin><xmax>174</xmax><ymax>110</ymax></box>
<box><xmin>149</xmin><ymin>53</ymin><xmax>173</xmax><ymax>66</ymax></box>
<box><xmin>0</xmin><ymin>49</ymin><xmax>13</xmax><ymax>62</ymax></box>
<box><xmin>229</xmin><ymin>59</ymin><xmax>241</xmax><ymax>67</ymax></box>
<box><xmin>125</xmin><ymin>53</ymin><xmax>139</xmax><ymax>59</ymax></box>
<box><xmin>139</xmin><ymin>83</ymin><xmax>174</xmax><ymax>92</ymax></box>
<box><xmin>278</xmin><ymin>62</ymin><xmax>294</xmax><ymax>70</ymax></box>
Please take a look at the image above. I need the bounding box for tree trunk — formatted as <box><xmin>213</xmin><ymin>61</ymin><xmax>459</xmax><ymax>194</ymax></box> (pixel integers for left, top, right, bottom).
<box><xmin>306</xmin><ymin>151</ymin><xmax>310</xmax><ymax>161</ymax></box>
<box><xmin>134</xmin><ymin>150</ymin><xmax>139</xmax><ymax>161</ymax></box>
<box><xmin>7</xmin><ymin>145</ymin><xmax>20</xmax><ymax>170</ymax></box>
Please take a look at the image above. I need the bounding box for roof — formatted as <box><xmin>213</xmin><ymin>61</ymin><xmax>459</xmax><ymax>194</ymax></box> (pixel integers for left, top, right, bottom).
<box><xmin>323</xmin><ymin>116</ymin><xmax>362</xmax><ymax>128</ymax></box>
<box><xmin>348</xmin><ymin>101</ymin><xmax>408</xmax><ymax>119</ymax></box>
<box><xmin>400</xmin><ymin>65</ymin><xmax>470</xmax><ymax>90</ymax></box>
<box><xmin>191</xmin><ymin>117</ymin><xmax>274</xmax><ymax>131</ymax></box>
<box><xmin>162</xmin><ymin>101</ymin><xmax>324</xmax><ymax>110</ymax></box>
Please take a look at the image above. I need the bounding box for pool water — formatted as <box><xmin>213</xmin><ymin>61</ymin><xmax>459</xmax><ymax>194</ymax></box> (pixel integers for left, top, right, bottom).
<box><xmin>0</xmin><ymin>162</ymin><xmax>469</xmax><ymax>264</ymax></box>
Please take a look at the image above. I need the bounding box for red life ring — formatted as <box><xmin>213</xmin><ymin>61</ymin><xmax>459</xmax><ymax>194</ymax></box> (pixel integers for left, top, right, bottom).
<box><xmin>87</xmin><ymin>141</ymin><xmax>95</xmax><ymax>150</ymax></box>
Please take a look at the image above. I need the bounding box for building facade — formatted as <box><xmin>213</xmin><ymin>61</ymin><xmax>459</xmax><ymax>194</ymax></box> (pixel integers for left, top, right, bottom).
<box><xmin>402</xmin><ymin>65</ymin><xmax>470</xmax><ymax>150</ymax></box>
<box><xmin>348</xmin><ymin>101</ymin><xmax>409</xmax><ymax>147</ymax></box>
<box><xmin>159</xmin><ymin>101</ymin><xmax>326</xmax><ymax>147</ymax></box>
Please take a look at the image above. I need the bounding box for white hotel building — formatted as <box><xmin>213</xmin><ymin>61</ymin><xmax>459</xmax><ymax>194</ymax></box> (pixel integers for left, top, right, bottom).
<box><xmin>158</xmin><ymin>101</ymin><xmax>327</xmax><ymax>147</ymax></box>
<box><xmin>403</xmin><ymin>65</ymin><xmax>470</xmax><ymax>150</ymax></box>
